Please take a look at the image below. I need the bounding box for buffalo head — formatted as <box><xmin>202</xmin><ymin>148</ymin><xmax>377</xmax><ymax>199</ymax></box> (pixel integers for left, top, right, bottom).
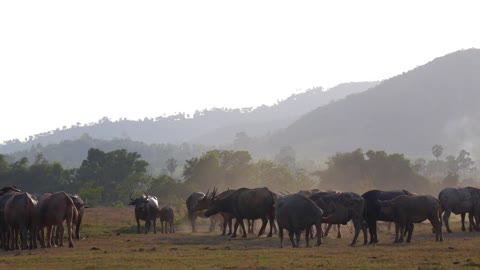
<box><xmin>204</xmin><ymin>188</ymin><xmax>222</xmax><ymax>217</ymax></box>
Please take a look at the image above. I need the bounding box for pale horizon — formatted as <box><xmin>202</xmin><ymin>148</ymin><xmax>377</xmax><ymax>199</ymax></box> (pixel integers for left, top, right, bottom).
<box><xmin>1</xmin><ymin>1</ymin><xmax>480</xmax><ymax>143</ymax></box>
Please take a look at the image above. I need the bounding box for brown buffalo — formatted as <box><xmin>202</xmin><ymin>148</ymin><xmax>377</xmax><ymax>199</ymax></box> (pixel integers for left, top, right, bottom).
<box><xmin>379</xmin><ymin>195</ymin><xmax>443</xmax><ymax>243</ymax></box>
<box><xmin>69</xmin><ymin>194</ymin><xmax>85</xmax><ymax>239</ymax></box>
<box><xmin>158</xmin><ymin>206</ymin><xmax>175</xmax><ymax>233</ymax></box>
<box><xmin>0</xmin><ymin>186</ymin><xmax>21</xmax><ymax>250</ymax></box>
<box><xmin>37</xmin><ymin>192</ymin><xmax>79</xmax><ymax>248</ymax></box>
<box><xmin>4</xmin><ymin>192</ymin><xmax>38</xmax><ymax>250</ymax></box>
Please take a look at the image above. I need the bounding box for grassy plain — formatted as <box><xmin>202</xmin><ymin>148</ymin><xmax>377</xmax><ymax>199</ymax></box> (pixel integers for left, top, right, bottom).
<box><xmin>1</xmin><ymin>207</ymin><xmax>480</xmax><ymax>270</ymax></box>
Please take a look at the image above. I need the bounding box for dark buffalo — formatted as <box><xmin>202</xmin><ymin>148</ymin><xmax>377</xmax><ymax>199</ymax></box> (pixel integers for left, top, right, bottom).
<box><xmin>205</xmin><ymin>187</ymin><xmax>276</xmax><ymax>238</ymax></box>
<box><xmin>361</xmin><ymin>189</ymin><xmax>413</xmax><ymax>243</ymax></box>
<box><xmin>129</xmin><ymin>193</ymin><xmax>159</xmax><ymax>234</ymax></box>
<box><xmin>186</xmin><ymin>191</ymin><xmax>219</xmax><ymax>233</ymax></box>
<box><xmin>4</xmin><ymin>192</ymin><xmax>37</xmax><ymax>250</ymax></box>
<box><xmin>379</xmin><ymin>195</ymin><xmax>443</xmax><ymax>243</ymax></box>
<box><xmin>275</xmin><ymin>194</ymin><xmax>324</xmax><ymax>248</ymax></box>
<box><xmin>438</xmin><ymin>187</ymin><xmax>477</xmax><ymax>233</ymax></box>
<box><xmin>191</xmin><ymin>189</ymin><xmax>236</xmax><ymax>235</ymax></box>
<box><xmin>37</xmin><ymin>192</ymin><xmax>78</xmax><ymax>248</ymax></box>
<box><xmin>0</xmin><ymin>186</ymin><xmax>21</xmax><ymax>250</ymax></box>
<box><xmin>69</xmin><ymin>194</ymin><xmax>85</xmax><ymax>240</ymax></box>
<box><xmin>158</xmin><ymin>206</ymin><xmax>175</xmax><ymax>234</ymax></box>
<box><xmin>309</xmin><ymin>191</ymin><xmax>367</xmax><ymax>246</ymax></box>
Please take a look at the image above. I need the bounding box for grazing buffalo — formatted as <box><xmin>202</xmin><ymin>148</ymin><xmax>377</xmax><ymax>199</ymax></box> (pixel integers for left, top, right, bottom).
<box><xmin>361</xmin><ymin>189</ymin><xmax>413</xmax><ymax>243</ymax></box>
<box><xmin>4</xmin><ymin>192</ymin><xmax>38</xmax><ymax>250</ymax></box>
<box><xmin>129</xmin><ymin>193</ymin><xmax>159</xmax><ymax>234</ymax></box>
<box><xmin>309</xmin><ymin>192</ymin><xmax>367</xmax><ymax>246</ymax></box>
<box><xmin>158</xmin><ymin>206</ymin><xmax>175</xmax><ymax>234</ymax></box>
<box><xmin>205</xmin><ymin>187</ymin><xmax>276</xmax><ymax>238</ymax></box>
<box><xmin>69</xmin><ymin>194</ymin><xmax>85</xmax><ymax>240</ymax></box>
<box><xmin>191</xmin><ymin>189</ymin><xmax>236</xmax><ymax>235</ymax></box>
<box><xmin>438</xmin><ymin>187</ymin><xmax>477</xmax><ymax>233</ymax></box>
<box><xmin>275</xmin><ymin>194</ymin><xmax>324</xmax><ymax>248</ymax></box>
<box><xmin>379</xmin><ymin>195</ymin><xmax>443</xmax><ymax>243</ymax></box>
<box><xmin>0</xmin><ymin>186</ymin><xmax>21</xmax><ymax>250</ymax></box>
<box><xmin>186</xmin><ymin>191</ymin><xmax>219</xmax><ymax>233</ymax></box>
<box><xmin>37</xmin><ymin>192</ymin><xmax>78</xmax><ymax>248</ymax></box>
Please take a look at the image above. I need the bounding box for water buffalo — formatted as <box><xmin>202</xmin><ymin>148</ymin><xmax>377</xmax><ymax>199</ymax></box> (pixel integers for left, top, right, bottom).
<box><xmin>186</xmin><ymin>191</ymin><xmax>220</xmax><ymax>233</ymax></box>
<box><xmin>361</xmin><ymin>189</ymin><xmax>413</xmax><ymax>243</ymax></box>
<box><xmin>204</xmin><ymin>187</ymin><xmax>276</xmax><ymax>238</ymax></box>
<box><xmin>69</xmin><ymin>194</ymin><xmax>85</xmax><ymax>239</ymax></box>
<box><xmin>191</xmin><ymin>189</ymin><xmax>237</xmax><ymax>235</ymax></box>
<box><xmin>275</xmin><ymin>194</ymin><xmax>324</xmax><ymax>248</ymax></box>
<box><xmin>129</xmin><ymin>193</ymin><xmax>159</xmax><ymax>234</ymax></box>
<box><xmin>379</xmin><ymin>195</ymin><xmax>443</xmax><ymax>243</ymax></box>
<box><xmin>0</xmin><ymin>186</ymin><xmax>21</xmax><ymax>250</ymax></box>
<box><xmin>438</xmin><ymin>187</ymin><xmax>477</xmax><ymax>233</ymax></box>
<box><xmin>158</xmin><ymin>206</ymin><xmax>175</xmax><ymax>234</ymax></box>
<box><xmin>4</xmin><ymin>192</ymin><xmax>38</xmax><ymax>250</ymax></box>
<box><xmin>309</xmin><ymin>192</ymin><xmax>367</xmax><ymax>246</ymax></box>
<box><xmin>37</xmin><ymin>191</ymin><xmax>78</xmax><ymax>248</ymax></box>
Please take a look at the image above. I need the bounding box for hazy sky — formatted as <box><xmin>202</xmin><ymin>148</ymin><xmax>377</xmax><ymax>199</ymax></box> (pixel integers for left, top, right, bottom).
<box><xmin>1</xmin><ymin>1</ymin><xmax>479</xmax><ymax>143</ymax></box>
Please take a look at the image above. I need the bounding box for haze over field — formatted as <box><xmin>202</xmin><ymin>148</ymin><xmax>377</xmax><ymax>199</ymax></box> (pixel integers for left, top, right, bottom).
<box><xmin>1</xmin><ymin>1</ymin><xmax>480</xmax><ymax>144</ymax></box>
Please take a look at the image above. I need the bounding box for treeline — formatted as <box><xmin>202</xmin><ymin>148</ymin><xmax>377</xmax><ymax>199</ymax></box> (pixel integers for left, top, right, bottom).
<box><xmin>1</xmin><ymin>146</ymin><xmax>476</xmax><ymax>208</ymax></box>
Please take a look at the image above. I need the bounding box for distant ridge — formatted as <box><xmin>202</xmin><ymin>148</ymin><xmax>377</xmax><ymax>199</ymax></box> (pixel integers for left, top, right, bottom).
<box><xmin>269</xmin><ymin>49</ymin><xmax>480</xmax><ymax>158</ymax></box>
<box><xmin>0</xmin><ymin>81</ymin><xmax>378</xmax><ymax>154</ymax></box>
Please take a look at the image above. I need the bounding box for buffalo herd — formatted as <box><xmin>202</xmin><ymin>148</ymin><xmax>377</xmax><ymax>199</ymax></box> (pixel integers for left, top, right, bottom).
<box><xmin>2</xmin><ymin>185</ymin><xmax>480</xmax><ymax>250</ymax></box>
<box><xmin>0</xmin><ymin>186</ymin><xmax>84</xmax><ymax>250</ymax></box>
<box><xmin>185</xmin><ymin>186</ymin><xmax>480</xmax><ymax>248</ymax></box>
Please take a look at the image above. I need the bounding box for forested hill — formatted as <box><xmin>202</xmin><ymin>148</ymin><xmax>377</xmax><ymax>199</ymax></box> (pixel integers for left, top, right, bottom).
<box><xmin>0</xmin><ymin>82</ymin><xmax>378</xmax><ymax>154</ymax></box>
<box><xmin>269</xmin><ymin>49</ymin><xmax>480</xmax><ymax>158</ymax></box>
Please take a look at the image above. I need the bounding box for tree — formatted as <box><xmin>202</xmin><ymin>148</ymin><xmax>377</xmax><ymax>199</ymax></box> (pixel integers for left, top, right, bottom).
<box><xmin>432</xmin><ymin>144</ymin><xmax>443</xmax><ymax>160</ymax></box>
<box><xmin>442</xmin><ymin>172</ymin><xmax>459</xmax><ymax>187</ymax></box>
<box><xmin>166</xmin><ymin>158</ymin><xmax>177</xmax><ymax>178</ymax></box>
<box><xmin>274</xmin><ymin>146</ymin><xmax>296</xmax><ymax>169</ymax></box>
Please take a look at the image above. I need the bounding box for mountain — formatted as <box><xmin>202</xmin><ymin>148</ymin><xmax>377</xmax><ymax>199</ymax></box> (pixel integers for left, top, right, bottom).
<box><xmin>269</xmin><ymin>49</ymin><xmax>480</xmax><ymax>158</ymax></box>
<box><xmin>0</xmin><ymin>82</ymin><xmax>378</xmax><ymax>154</ymax></box>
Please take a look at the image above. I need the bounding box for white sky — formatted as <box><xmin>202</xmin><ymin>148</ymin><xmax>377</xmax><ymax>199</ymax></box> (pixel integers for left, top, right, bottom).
<box><xmin>1</xmin><ymin>0</ymin><xmax>480</xmax><ymax>143</ymax></box>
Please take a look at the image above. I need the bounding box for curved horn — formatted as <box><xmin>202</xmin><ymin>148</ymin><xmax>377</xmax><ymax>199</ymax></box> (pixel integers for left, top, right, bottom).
<box><xmin>212</xmin><ymin>187</ymin><xmax>217</xmax><ymax>200</ymax></box>
<box><xmin>144</xmin><ymin>192</ymin><xmax>149</xmax><ymax>198</ymax></box>
<box><xmin>204</xmin><ymin>189</ymin><xmax>210</xmax><ymax>199</ymax></box>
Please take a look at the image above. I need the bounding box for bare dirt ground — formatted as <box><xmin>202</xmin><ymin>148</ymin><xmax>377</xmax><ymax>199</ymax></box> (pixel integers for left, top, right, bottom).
<box><xmin>1</xmin><ymin>207</ymin><xmax>480</xmax><ymax>269</ymax></box>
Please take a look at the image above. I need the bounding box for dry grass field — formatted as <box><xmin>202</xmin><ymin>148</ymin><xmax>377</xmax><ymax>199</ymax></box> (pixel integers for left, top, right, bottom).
<box><xmin>1</xmin><ymin>207</ymin><xmax>480</xmax><ymax>270</ymax></box>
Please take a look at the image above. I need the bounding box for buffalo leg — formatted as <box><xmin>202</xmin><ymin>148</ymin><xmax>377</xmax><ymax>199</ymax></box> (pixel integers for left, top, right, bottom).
<box><xmin>153</xmin><ymin>217</ymin><xmax>157</xmax><ymax>234</ymax></box>
<box><xmin>461</xmin><ymin>213</ymin><xmax>466</xmax><ymax>231</ymax></box>
<box><xmin>394</xmin><ymin>223</ymin><xmax>400</xmax><ymax>243</ymax></box>
<box><xmin>231</xmin><ymin>220</ymin><xmax>240</xmax><ymax>238</ymax></box>
<box><xmin>314</xmin><ymin>223</ymin><xmax>322</xmax><ymax>246</ymax></box>
<box><xmin>58</xmin><ymin>223</ymin><xmax>65</xmax><ymax>247</ymax></box>
<box><xmin>257</xmin><ymin>217</ymin><xmax>268</xmax><ymax>237</ymax></box>
<box><xmin>468</xmin><ymin>213</ymin><xmax>474</xmax><ymax>232</ymax></box>
<box><xmin>288</xmin><ymin>231</ymin><xmax>296</xmax><ymax>248</ymax></box>
<box><xmin>66</xmin><ymin>220</ymin><xmax>74</xmax><ymax>248</ymax></box>
<box><xmin>46</xmin><ymin>226</ymin><xmax>53</xmax><ymax>248</ymax></box>
<box><xmin>443</xmin><ymin>210</ymin><xmax>453</xmax><ymax>233</ymax></box>
<box><xmin>367</xmin><ymin>219</ymin><xmax>378</xmax><ymax>244</ymax></box>
<box><xmin>238</xmin><ymin>219</ymin><xmax>248</xmax><ymax>238</ymax></box>
<box><xmin>324</xmin><ymin>223</ymin><xmax>332</xmax><ymax>237</ymax></box>
<box><xmin>336</xmin><ymin>224</ymin><xmax>342</xmax><ymax>238</ymax></box>
<box><xmin>305</xmin><ymin>226</ymin><xmax>311</xmax><ymax>248</ymax></box>
<box><xmin>406</xmin><ymin>223</ymin><xmax>414</xmax><ymax>243</ymax></box>
<box><xmin>350</xmin><ymin>220</ymin><xmax>362</xmax><ymax>246</ymax></box>
<box><xmin>20</xmin><ymin>225</ymin><xmax>28</xmax><ymax>250</ymax></box>
<box><xmin>294</xmin><ymin>231</ymin><xmax>301</xmax><ymax>248</ymax></box>
<box><xmin>278</xmin><ymin>226</ymin><xmax>284</xmax><ymax>248</ymax></box>
<box><xmin>136</xmin><ymin>218</ymin><xmax>141</xmax><ymax>234</ymax></box>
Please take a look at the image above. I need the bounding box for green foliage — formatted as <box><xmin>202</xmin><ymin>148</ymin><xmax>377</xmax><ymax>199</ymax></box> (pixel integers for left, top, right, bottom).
<box><xmin>78</xmin><ymin>181</ymin><xmax>104</xmax><ymax>206</ymax></box>
<box><xmin>320</xmin><ymin>149</ymin><xmax>432</xmax><ymax>193</ymax></box>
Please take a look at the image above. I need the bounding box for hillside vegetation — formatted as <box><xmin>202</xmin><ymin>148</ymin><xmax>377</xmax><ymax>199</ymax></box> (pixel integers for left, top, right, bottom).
<box><xmin>270</xmin><ymin>49</ymin><xmax>480</xmax><ymax>159</ymax></box>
